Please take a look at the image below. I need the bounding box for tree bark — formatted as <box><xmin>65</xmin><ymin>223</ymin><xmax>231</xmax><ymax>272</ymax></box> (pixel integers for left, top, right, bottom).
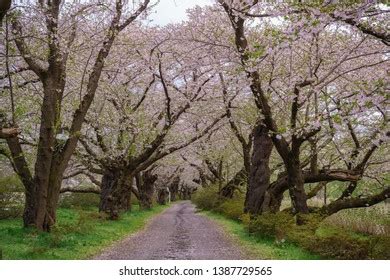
<box><xmin>321</xmin><ymin>187</ymin><xmax>390</xmax><ymax>216</ymax></box>
<box><xmin>22</xmin><ymin>74</ymin><xmax>66</xmax><ymax>230</ymax></box>
<box><xmin>0</xmin><ymin>0</ymin><xmax>11</xmax><ymax>26</ymax></box>
<box><xmin>136</xmin><ymin>170</ymin><xmax>157</xmax><ymax>210</ymax></box>
<box><xmin>287</xmin><ymin>160</ymin><xmax>309</xmax><ymax>216</ymax></box>
<box><xmin>3</xmin><ymin>136</ymin><xmax>35</xmax><ymax>226</ymax></box>
<box><xmin>244</xmin><ymin>124</ymin><xmax>273</xmax><ymax>215</ymax></box>
<box><xmin>157</xmin><ymin>188</ymin><xmax>170</xmax><ymax>205</ymax></box>
<box><xmin>219</xmin><ymin>168</ymin><xmax>247</xmax><ymax>198</ymax></box>
<box><xmin>99</xmin><ymin>169</ymin><xmax>133</xmax><ymax>219</ymax></box>
<box><xmin>168</xmin><ymin>176</ymin><xmax>180</xmax><ymax>202</ymax></box>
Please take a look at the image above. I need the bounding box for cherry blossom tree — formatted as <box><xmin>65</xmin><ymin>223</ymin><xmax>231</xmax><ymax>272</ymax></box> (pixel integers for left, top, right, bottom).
<box><xmin>199</xmin><ymin>0</ymin><xmax>389</xmax><ymax>222</ymax></box>
<box><xmin>0</xmin><ymin>0</ymin><xmax>153</xmax><ymax>231</ymax></box>
<box><xmin>69</xmin><ymin>27</ymin><xmax>226</xmax><ymax>218</ymax></box>
<box><xmin>0</xmin><ymin>0</ymin><xmax>388</xmax><ymax>232</ymax></box>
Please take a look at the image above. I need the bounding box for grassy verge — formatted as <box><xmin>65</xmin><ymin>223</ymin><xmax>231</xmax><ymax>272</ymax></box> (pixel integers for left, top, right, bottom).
<box><xmin>0</xmin><ymin>204</ymin><xmax>168</xmax><ymax>260</ymax></box>
<box><xmin>193</xmin><ymin>185</ymin><xmax>389</xmax><ymax>259</ymax></box>
<box><xmin>200</xmin><ymin>210</ymin><xmax>320</xmax><ymax>260</ymax></box>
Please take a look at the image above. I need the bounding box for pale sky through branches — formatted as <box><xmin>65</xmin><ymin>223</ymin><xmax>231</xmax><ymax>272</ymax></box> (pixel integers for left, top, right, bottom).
<box><xmin>149</xmin><ymin>0</ymin><xmax>213</xmax><ymax>25</ymax></box>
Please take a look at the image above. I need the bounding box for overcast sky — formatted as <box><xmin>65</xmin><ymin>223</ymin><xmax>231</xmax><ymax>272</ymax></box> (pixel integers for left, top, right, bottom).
<box><xmin>148</xmin><ymin>0</ymin><xmax>213</xmax><ymax>25</ymax></box>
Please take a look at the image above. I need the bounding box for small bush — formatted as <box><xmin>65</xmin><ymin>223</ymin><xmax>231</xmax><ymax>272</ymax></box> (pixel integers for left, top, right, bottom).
<box><xmin>192</xmin><ymin>185</ymin><xmax>224</xmax><ymax>211</ymax></box>
<box><xmin>301</xmin><ymin>233</ymin><xmax>370</xmax><ymax>260</ymax></box>
<box><xmin>240</xmin><ymin>213</ymin><xmax>251</xmax><ymax>227</ymax></box>
<box><xmin>249</xmin><ymin>212</ymin><xmax>295</xmax><ymax>241</ymax></box>
<box><xmin>368</xmin><ymin>236</ymin><xmax>390</xmax><ymax>259</ymax></box>
<box><xmin>287</xmin><ymin>221</ymin><xmax>376</xmax><ymax>260</ymax></box>
<box><xmin>59</xmin><ymin>192</ymin><xmax>100</xmax><ymax>209</ymax></box>
<box><xmin>249</xmin><ymin>212</ymin><xmax>373</xmax><ymax>259</ymax></box>
<box><xmin>0</xmin><ymin>175</ymin><xmax>24</xmax><ymax>219</ymax></box>
<box><xmin>215</xmin><ymin>194</ymin><xmax>245</xmax><ymax>221</ymax></box>
<box><xmin>131</xmin><ymin>195</ymin><xmax>139</xmax><ymax>206</ymax></box>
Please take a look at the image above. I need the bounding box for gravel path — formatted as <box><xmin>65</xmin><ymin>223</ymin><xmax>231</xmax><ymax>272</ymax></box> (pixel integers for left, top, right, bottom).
<box><xmin>94</xmin><ymin>201</ymin><xmax>248</xmax><ymax>260</ymax></box>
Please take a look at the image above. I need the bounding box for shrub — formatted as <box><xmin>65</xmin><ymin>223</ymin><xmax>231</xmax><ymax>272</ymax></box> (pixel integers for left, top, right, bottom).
<box><xmin>192</xmin><ymin>185</ymin><xmax>223</xmax><ymax>211</ymax></box>
<box><xmin>59</xmin><ymin>192</ymin><xmax>100</xmax><ymax>209</ymax></box>
<box><xmin>287</xmin><ymin>222</ymin><xmax>374</xmax><ymax>260</ymax></box>
<box><xmin>249</xmin><ymin>212</ymin><xmax>295</xmax><ymax>241</ymax></box>
<box><xmin>215</xmin><ymin>194</ymin><xmax>245</xmax><ymax>221</ymax></box>
<box><xmin>0</xmin><ymin>175</ymin><xmax>24</xmax><ymax>219</ymax></box>
<box><xmin>240</xmin><ymin>213</ymin><xmax>251</xmax><ymax>227</ymax></box>
<box><xmin>300</xmin><ymin>233</ymin><xmax>370</xmax><ymax>260</ymax></box>
<box><xmin>368</xmin><ymin>236</ymin><xmax>390</xmax><ymax>259</ymax></box>
<box><xmin>249</xmin><ymin>212</ymin><xmax>373</xmax><ymax>259</ymax></box>
<box><xmin>131</xmin><ymin>195</ymin><xmax>139</xmax><ymax>206</ymax></box>
<box><xmin>193</xmin><ymin>182</ymin><xmax>387</xmax><ymax>260</ymax></box>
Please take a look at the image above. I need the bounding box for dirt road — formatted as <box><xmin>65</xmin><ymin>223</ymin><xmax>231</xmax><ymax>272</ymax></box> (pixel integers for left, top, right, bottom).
<box><xmin>94</xmin><ymin>201</ymin><xmax>247</xmax><ymax>259</ymax></box>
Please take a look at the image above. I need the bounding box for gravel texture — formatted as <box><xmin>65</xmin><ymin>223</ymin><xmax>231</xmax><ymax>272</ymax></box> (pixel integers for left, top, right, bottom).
<box><xmin>94</xmin><ymin>201</ymin><xmax>247</xmax><ymax>260</ymax></box>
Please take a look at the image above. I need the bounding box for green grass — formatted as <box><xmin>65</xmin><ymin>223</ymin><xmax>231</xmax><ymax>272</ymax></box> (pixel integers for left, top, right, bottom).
<box><xmin>200</xmin><ymin>210</ymin><xmax>321</xmax><ymax>260</ymax></box>
<box><xmin>0</xmin><ymin>204</ymin><xmax>168</xmax><ymax>260</ymax></box>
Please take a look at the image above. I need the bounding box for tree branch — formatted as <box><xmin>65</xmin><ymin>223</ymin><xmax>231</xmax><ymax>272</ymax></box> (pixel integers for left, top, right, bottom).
<box><xmin>322</xmin><ymin>187</ymin><xmax>390</xmax><ymax>216</ymax></box>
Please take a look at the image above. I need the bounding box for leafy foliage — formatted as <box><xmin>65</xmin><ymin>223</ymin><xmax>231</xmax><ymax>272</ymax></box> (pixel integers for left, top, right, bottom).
<box><xmin>59</xmin><ymin>193</ymin><xmax>100</xmax><ymax>210</ymax></box>
<box><xmin>215</xmin><ymin>194</ymin><xmax>245</xmax><ymax>221</ymax></box>
<box><xmin>192</xmin><ymin>185</ymin><xmax>223</xmax><ymax>211</ymax></box>
<box><xmin>0</xmin><ymin>175</ymin><xmax>24</xmax><ymax>219</ymax></box>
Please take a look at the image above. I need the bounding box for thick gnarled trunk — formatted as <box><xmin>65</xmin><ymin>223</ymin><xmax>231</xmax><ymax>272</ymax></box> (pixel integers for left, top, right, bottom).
<box><xmin>99</xmin><ymin>169</ymin><xmax>132</xmax><ymax>219</ymax></box>
<box><xmin>136</xmin><ymin>170</ymin><xmax>157</xmax><ymax>210</ymax></box>
<box><xmin>244</xmin><ymin>124</ymin><xmax>273</xmax><ymax>215</ymax></box>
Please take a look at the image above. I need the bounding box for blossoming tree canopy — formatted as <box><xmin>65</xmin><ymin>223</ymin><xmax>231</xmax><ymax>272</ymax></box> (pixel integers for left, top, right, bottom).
<box><xmin>0</xmin><ymin>0</ymin><xmax>388</xmax><ymax>231</ymax></box>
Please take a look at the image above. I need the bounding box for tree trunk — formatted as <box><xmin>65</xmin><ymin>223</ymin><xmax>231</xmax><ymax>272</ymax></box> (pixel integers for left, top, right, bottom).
<box><xmin>168</xmin><ymin>176</ymin><xmax>180</xmax><ymax>202</ymax></box>
<box><xmin>136</xmin><ymin>170</ymin><xmax>157</xmax><ymax>210</ymax></box>
<box><xmin>23</xmin><ymin>193</ymin><xmax>36</xmax><ymax>227</ymax></box>
<box><xmin>219</xmin><ymin>168</ymin><xmax>247</xmax><ymax>198</ymax></box>
<box><xmin>287</xmin><ymin>161</ymin><xmax>309</xmax><ymax>224</ymax></box>
<box><xmin>261</xmin><ymin>188</ymin><xmax>284</xmax><ymax>213</ymax></box>
<box><xmin>0</xmin><ymin>0</ymin><xmax>11</xmax><ymax>26</ymax></box>
<box><xmin>180</xmin><ymin>186</ymin><xmax>192</xmax><ymax>200</ymax></box>
<box><xmin>244</xmin><ymin>124</ymin><xmax>273</xmax><ymax>215</ymax></box>
<box><xmin>43</xmin><ymin>173</ymin><xmax>63</xmax><ymax>230</ymax></box>
<box><xmin>157</xmin><ymin>188</ymin><xmax>169</xmax><ymax>205</ymax></box>
<box><xmin>99</xmin><ymin>169</ymin><xmax>132</xmax><ymax>219</ymax></box>
<box><xmin>256</xmin><ymin>167</ymin><xmax>361</xmax><ymax>214</ymax></box>
<box><xmin>24</xmin><ymin>76</ymin><xmax>65</xmax><ymax>231</ymax></box>
<box><xmin>4</xmin><ymin>136</ymin><xmax>36</xmax><ymax>227</ymax></box>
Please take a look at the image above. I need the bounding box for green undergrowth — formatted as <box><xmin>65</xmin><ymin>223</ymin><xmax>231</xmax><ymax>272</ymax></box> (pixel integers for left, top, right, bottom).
<box><xmin>192</xmin><ymin>185</ymin><xmax>389</xmax><ymax>259</ymax></box>
<box><xmin>200</xmin><ymin>210</ymin><xmax>320</xmax><ymax>260</ymax></box>
<box><xmin>249</xmin><ymin>212</ymin><xmax>389</xmax><ymax>260</ymax></box>
<box><xmin>0</xmin><ymin>204</ymin><xmax>168</xmax><ymax>260</ymax></box>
